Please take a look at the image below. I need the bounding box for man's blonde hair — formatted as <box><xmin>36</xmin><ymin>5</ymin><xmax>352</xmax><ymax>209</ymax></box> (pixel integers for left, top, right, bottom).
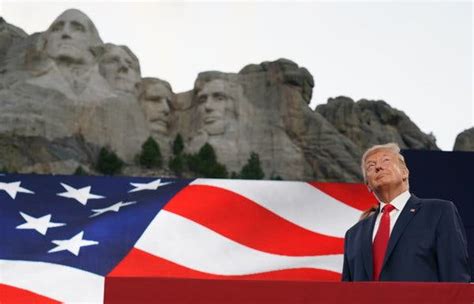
<box><xmin>361</xmin><ymin>143</ymin><xmax>408</xmax><ymax>183</ymax></box>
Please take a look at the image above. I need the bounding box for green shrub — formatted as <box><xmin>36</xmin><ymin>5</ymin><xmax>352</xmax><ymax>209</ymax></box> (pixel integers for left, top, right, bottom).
<box><xmin>187</xmin><ymin>143</ymin><xmax>228</xmax><ymax>178</ymax></box>
<box><xmin>172</xmin><ymin>134</ymin><xmax>184</xmax><ymax>156</ymax></box>
<box><xmin>96</xmin><ymin>147</ymin><xmax>124</xmax><ymax>175</ymax></box>
<box><xmin>239</xmin><ymin>152</ymin><xmax>264</xmax><ymax>180</ymax></box>
<box><xmin>169</xmin><ymin>154</ymin><xmax>185</xmax><ymax>176</ymax></box>
<box><xmin>139</xmin><ymin>137</ymin><xmax>162</xmax><ymax>168</ymax></box>
<box><xmin>74</xmin><ymin>166</ymin><xmax>88</xmax><ymax>176</ymax></box>
<box><xmin>169</xmin><ymin>134</ymin><xmax>185</xmax><ymax>176</ymax></box>
<box><xmin>0</xmin><ymin>166</ymin><xmax>16</xmax><ymax>174</ymax></box>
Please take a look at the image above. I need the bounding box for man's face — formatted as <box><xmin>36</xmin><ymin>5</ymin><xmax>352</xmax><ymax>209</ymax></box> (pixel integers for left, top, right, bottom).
<box><xmin>45</xmin><ymin>10</ymin><xmax>96</xmax><ymax>64</ymax></box>
<box><xmin>99</xmin><ymin>46</ymin><xmax>141</xmax><ymax>95</ymax></box>
<box><xmin>142</xmin><ymin>83</ymin><xmax>172</xmax><ymax>134</ymax></box>
<box><xmin>364</xmin><ymin>149</ymin><xmax>408</xmax><ymax>193</ymax></box>
<box><xmin>196</xmin><ymin>79</ymin><xmax>233</xmax><ymax>135</ymax></box>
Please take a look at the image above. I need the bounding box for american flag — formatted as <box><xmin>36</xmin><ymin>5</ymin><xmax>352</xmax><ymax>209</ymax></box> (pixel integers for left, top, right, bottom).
<box><xmin>0</xmin><ymin>173</ymin><xmax>376</xmax><ymax>303</ymax></box>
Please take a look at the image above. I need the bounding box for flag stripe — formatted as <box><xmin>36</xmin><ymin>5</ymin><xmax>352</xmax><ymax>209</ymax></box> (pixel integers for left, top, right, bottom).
<box><xmin>135</xmin><ymin>210</ymin><xmax>343</xmax><ymax>275</ymax></box>
<box><xmin>191</xmin><ymin>179</ymin><xmax>362</xmax><ymax>237</ymax></box>
<box><xmin>310</xmin><ymin>182</ymin><xmax>378</xmax><ymax>211</ymax></box>
<box><xmin>110</xmin><ymin>248</ymin><xmax>341</xmax><ymax>281</ymax></box>
<box><xmin>1</xmin><ymin>174</ymin><xmax>376</xmax><ymax>302</ymax></box>
<box><xmin>0</xmin><ymin>260</ymin><xmax>104</xmax><ymax>303</ymax></box>
<box><xmin>0</xmin><ymin>284</ymin><xmax>60</xmax><ymax>304</ymax></box>
<box><xmin>164</xmin><ymin>184</ymin><xmax>344</xmax><ymax>256</ymax></box>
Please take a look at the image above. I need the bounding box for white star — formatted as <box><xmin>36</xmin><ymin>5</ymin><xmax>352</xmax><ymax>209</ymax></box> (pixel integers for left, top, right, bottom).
<box><xmin>129</xmin><ymin>179</ymin><xmax>172</xmax><ymax>193</ymax></box>
<box><xmin>0</xmin><ymin>181</ymin><xmax>34</xmax><ymax>199</ymax></box>
<box><xmin>48</xmin><ymin>231</ymin><xmax>98</xmax><ymax>256</ymax></box>
<box><xmin>89</xmin><ymin>201</ymin><xmax>136</xmax><ymax>218</ymax></box>
<box><xmin>16</xmin><ymin>212</ymin><xmax>65</xmax><ymax>235</ymax></box>
<box><xmin>57</xmin><ymin>183</ymin><xmax>104</xmax><ymax>206</ymax></box>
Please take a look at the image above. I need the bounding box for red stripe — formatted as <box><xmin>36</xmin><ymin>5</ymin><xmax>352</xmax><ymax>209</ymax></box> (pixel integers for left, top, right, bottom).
<box><xmin>163</xmin><ymin>184</ymin><xmax>344</xmax><ymax>256</ymax></box>
<box><xmin>109</xmin><ymin>248</ymin><xmax>341</xmax><ymax>281</ymax></box>
<box><xmin>0</xmin><ymin>284</ymin><xmax>60</xmax><ymax>304</ymax></box>
<box><xmin>310</xmin><ymin>182</ymin><xmax>378</xmax><ymax>211</ymax></box>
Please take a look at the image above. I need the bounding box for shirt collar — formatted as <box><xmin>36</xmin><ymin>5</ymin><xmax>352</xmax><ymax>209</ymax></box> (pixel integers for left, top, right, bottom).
<box><xmin>379</xmin><ymin>190</ymin><xmax>410</xmax><ymax>212</ymax></box>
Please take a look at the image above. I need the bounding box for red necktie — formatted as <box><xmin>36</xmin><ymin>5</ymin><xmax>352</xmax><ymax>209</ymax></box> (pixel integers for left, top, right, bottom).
<box><xmin>372</xmin><ymin>204</ymin><xmax>395</xmax><ymax>281</ymax></box>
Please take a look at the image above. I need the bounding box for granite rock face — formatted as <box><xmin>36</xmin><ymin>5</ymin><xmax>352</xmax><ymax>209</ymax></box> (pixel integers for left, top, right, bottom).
<box><xmin>0</xmin><ymin>9</ymin><xmax>443</xmax><ymax>181</ymax></box>
<box><xmin>0</xmin><ymin>17</ymin><xmax>27</xmax><ymax>60</ymax></box>
<box><xmin>454</xmin><ymin>128</ymin><xmax>474</xmax><ymax>151</ymax></box>
<box><xmin>0</xmin><ymin>134</ymin><xmax>97</xmax><ymax>174</ymax></box>
<box><xmin>316</xmin><ymin>96</ymin><xmax>439</xmax><ymax>152</ymax></box>
<box><xmin>139</xmin><ymin>77</ymin><xmax>175</xmax><ymax>158</ymax></box>
<box><xmin>0</xmin><ymin>9</ymin><xmax>149</xmax><ymax>166</ymax></box>
<box><xmin>170</xmin><ymin>61</ymin><xmax>362</xmax><ymax>181</ymax></box>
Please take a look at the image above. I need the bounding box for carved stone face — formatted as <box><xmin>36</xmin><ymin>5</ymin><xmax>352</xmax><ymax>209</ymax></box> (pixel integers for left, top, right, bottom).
<box><xmin>141</xmin><ymin>82</ymin><xmax>172</xmax><ymax>134</ymax></box>
<box><xmin>196</xmin><ymin>79</ymin><xmax>235</xmax><ymax>135</ymax></box>
<box><xmin>99</xmin><ymin>45</ymin><xmax>141</xmax><ymax>96</ymax></box>
<box><xmin>44</xmin><ymin>9</ymin><xmax>99</xmax><ymax>65</ymax></box>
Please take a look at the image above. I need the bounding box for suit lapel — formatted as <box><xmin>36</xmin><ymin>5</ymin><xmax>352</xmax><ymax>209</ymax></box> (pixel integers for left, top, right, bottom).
<box><xmin>362</xmin><ymin>209</ymin><xmax>378</xmax><ymax>280</ymax></box>
<box><xmin>382</xmin><ymin>195</ymin><xmax>422</xmax><ymax>271</ymax></box>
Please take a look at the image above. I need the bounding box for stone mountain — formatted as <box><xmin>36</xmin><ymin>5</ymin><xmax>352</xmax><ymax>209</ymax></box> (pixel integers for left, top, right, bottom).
<box><xmin>0</xmin><ymin>9</ymin><xmax>451</xmax><ymax>182</ymax></box>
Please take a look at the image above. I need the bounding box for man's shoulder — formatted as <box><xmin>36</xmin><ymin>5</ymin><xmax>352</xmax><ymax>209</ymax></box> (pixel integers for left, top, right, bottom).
<box><xmin>411</xmin><ymin>195</ymin><xmax>455</xmax><ymax>210</ymax></box>
<box><xmin>345</xmin><ymin>213</ymin><xmax>375</xmax><ymax>237</ymax></box>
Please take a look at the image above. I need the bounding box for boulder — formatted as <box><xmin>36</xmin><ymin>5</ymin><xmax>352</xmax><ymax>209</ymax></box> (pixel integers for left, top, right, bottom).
<box><xmin>454</xmin><ymin>128</ymin><xmax>474</xmax><ymax>151</ymax></box>
<box><xmin>316</xmin><ymin>96</ymin><xmax>439</xmax><ymax>151</ymax></box>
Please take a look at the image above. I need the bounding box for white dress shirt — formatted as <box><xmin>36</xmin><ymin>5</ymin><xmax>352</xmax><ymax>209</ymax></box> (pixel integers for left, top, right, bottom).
<box><xmin>372</xmin><ymin>190</ymin><xmax>411</xmax><ymax>241</ymax></box>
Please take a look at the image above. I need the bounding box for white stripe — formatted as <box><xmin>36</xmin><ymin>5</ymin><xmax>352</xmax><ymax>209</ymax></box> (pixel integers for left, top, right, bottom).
<box><xmin>0</xmin><ymin>259</ymin><xmax>104</xmax><ymax>303</ymax></box>
<box><xmin>136</xmin><ymin>210</ymin><xmax>343</xmax><ymax>275</ymax></box>
<box><xmin>191</xmin><ymin>179</ymin><xmax>361</xmax><ymax>237</ymax></box>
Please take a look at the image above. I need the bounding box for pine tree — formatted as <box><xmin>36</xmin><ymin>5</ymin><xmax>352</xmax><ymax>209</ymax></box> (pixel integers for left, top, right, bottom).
<box><xmin>197</xmin><ymin>143</ymin><xmax>217</xmax><ymax>164</ymax></box>
<box><xmin>239</xmin><ymin>152</ymin><xmax>264</xmax><ymax>180</ymax></box>
<box><xmin>187</xmin><ymin>143</ymin><xmax>228</xmax><ymax>178</ymax></box>
<box><xmin>139</xmin><ymin>137</ymin><xmax>162</xmax><ymax>168</ymax></box>
<box><xmin>169</xmin><ymin>134</ymin><xmax>185</xmax><ymax>176</ymax></box>
<box><xmin>74</xmin><ymin>166</ymin><xmax>88</xmax><ymax>175</ymax></box>
<box><xmin>169</xmin><ymin>155</ymin><xmax>184</xmax><ymax>176</ymax></box>
<box><xmin>96</xmin><ymin>147</ymin><xmax>124</xmax><ymax>175</ymax></box>
<box><xmin>172</xmin><ymin>134</ymin><xmax>184</xmax><ymax>156</ymax></box>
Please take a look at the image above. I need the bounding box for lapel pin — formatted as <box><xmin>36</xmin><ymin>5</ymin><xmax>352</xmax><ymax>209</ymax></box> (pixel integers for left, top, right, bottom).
<box><xmin>410</xmin><ymin>208</ymin><xmax>416</xmax><ymax>213</ymax></box>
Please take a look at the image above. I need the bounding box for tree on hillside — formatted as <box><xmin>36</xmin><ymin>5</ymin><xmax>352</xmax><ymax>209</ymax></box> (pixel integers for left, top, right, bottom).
<box><xmin>239</xmin><ymin>152</ymin><xmax>264</xmax><ymax>180</ymax></box>
<box><xmin>96</xmin><ymin>147</ymin><xmax>124</xmax><ymax>175</ymax></box>
<box><xmin>139</xmin><ymin>137</ymin><xmax>162</xmax><ymax>168</ymax></box>
<box><xmin>187</xmin><ymin>143</ymin><xmax>228</xmax><ymax>178</ymax></box>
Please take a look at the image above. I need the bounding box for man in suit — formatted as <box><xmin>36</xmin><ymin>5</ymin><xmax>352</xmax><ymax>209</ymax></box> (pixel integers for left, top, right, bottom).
<box><xmin>342</xmin><ymin>143</ymin><xmax>470</xmax><ymax>282</ymax></box>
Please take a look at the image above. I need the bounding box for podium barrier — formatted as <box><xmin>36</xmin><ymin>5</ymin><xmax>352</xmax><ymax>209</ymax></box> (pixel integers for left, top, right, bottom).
<box><xmin>105</xmin><ymin>277</ymin><xmax>474</xmax><ymax>304</ymax></box>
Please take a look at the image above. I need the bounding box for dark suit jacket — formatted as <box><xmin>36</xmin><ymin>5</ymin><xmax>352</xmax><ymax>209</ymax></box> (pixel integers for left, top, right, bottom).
<box><xmin>342</xmin><ymin>195</ymin><xmax>471</xmax><ymax>282</ymax></box>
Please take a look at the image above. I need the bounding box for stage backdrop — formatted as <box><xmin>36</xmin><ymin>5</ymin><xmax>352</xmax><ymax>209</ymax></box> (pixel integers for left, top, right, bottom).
<box><xmin>403</xmin><ymin>150</ymin><xmax>474</xmax><ymax>280</ymax></box>
<box><xmin>0</xmin><ymin>150</ymin><xmax>472</xmax><ymax>303</ymax></box>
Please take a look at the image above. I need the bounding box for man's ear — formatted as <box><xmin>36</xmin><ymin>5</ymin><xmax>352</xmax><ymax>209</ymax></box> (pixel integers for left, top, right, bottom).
<box><xmin>402</xmin><ymin>167</ymin><xmax>409</xmax><ymax>182</ymax></box>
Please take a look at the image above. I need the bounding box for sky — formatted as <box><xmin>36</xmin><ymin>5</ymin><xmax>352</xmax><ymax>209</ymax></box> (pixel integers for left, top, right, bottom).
<box><xmin>1</xmin><ymin>1</ymin><xmax>472</xmax><ymax>151</ymax></box>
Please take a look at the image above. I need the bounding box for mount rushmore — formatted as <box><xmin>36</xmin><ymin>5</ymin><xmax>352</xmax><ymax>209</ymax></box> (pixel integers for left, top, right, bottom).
<box><xmin>0</xmin><ymin>9</ymin><xmax>471</xmax><ymax>181</ymax></box>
